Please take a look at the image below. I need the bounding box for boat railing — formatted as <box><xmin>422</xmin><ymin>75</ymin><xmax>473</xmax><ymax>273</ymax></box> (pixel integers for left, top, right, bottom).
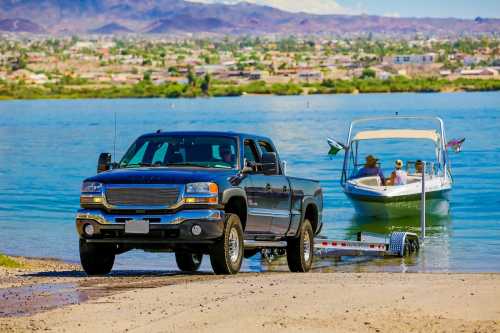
<box><xmin>406</xmin><ymin>161</ymin><xmax>439</xmax><ymax>177</ymax></box>
<box><xmin>346</xmin><ymin>160</ymin><xmax>439</xmax><ymax>181</ymax></box>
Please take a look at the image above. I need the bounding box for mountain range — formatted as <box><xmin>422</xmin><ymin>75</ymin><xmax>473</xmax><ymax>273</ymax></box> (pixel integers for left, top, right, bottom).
<box><xmin>0</xmin><ymin>0</ymin><xmax>499</xmax><ymax>36</ymax></box>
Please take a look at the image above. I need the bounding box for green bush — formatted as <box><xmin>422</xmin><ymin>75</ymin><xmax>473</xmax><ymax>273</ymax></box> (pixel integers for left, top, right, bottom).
<box><xmin>0</xmin><ymin>253</ymin><xmax>23</xmax><ymax>268</ymax></box>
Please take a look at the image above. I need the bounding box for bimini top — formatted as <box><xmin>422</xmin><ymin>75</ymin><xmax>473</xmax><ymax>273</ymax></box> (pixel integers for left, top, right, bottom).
<box><xmin>352</xmin><ymin>129</ymin><xmax>440</xmax><ymax>142</ymax></box>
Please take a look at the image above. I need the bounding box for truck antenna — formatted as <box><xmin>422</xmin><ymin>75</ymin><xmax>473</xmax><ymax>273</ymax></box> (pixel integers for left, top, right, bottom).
<box><xmin>113</xmin><ymin>111</ymin><xmax>117</xmax><ymax>163</ymax></box>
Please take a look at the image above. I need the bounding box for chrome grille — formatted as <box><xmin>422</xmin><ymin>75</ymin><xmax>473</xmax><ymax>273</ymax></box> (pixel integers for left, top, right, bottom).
<box><xmin>105</xmin><ymin>187</ymin><xmax>180</xmax><ymax>207</ymax></box>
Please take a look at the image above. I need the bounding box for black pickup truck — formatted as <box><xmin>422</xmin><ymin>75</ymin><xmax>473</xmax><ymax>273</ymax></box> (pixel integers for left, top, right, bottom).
<box><xmin>77</xmin><ymin>131</ymin><xmax>323</xmax><ymax>275</ymax></box>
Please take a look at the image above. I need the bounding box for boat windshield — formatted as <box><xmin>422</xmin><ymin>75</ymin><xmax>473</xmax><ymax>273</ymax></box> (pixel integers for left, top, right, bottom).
<box><xmin>119</xmin><ymin>135</ymin><xmax>238</xmax><ymax>169</ymax></box>
<box><xmin>345</xmin><ymin>138</ymin><xmax>442</xmax><ymax>181</ymax></box>
<box><xmin>341</xmin><ymin>117</ymin><xmax>450</xmax><ymax>185</ymax></box>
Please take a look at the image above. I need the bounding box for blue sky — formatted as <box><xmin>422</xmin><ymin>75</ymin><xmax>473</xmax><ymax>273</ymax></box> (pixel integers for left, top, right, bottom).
<box><xmin>189</xmin><ymin>0</ymin><xmax>500</xmax><ymax>18</ymax></box>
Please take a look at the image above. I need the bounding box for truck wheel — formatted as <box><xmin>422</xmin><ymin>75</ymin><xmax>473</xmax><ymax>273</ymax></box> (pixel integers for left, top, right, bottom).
<box><xmin>209</xmin><ymin>214</ymin><xmax>243</xmax><ymax>275</ymax></box>
<box><xmin>175</xmin><ymin>252</ymin><xmax>203</xmax><ymax>272</ymax></box>
<box><xmin>79</xmin><ymin>239</ymin><xmax>115</xmax><ymax>276</ymax></box>
<box><xmin>287</xmin><ymin>219</ymin><xmax>314</xmax><ymax>272</ymax></box>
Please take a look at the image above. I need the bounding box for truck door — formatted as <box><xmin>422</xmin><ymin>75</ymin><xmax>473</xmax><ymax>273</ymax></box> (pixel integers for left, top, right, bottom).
<box><xmin>258</xmin><ymin>140</ymin><xmax>292</xmax><ymax>236</ymax></box>
<box><xmin>243</xmin><ymin>139</ymin><xmax>273</xmax><ymax>235</ymax></box>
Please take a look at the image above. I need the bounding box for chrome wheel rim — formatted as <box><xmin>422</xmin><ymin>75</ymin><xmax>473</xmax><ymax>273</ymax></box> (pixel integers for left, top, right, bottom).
<box><xmin>228</xmin><ymin>228</ymin><xmax>240</xmax><ymax>263</ymax></box>
<box><xmin>303</xmin><ymin>231</ymin><xmax>311</xmax><ymax>262</ymax></box>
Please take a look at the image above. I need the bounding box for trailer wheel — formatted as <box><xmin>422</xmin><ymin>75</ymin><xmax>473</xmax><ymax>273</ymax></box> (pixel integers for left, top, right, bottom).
<box><xmin>209</xmin><ymin>214</ymin><xmax>243</xmax><ymax>275</ymax></box>
<box><xmin>287</xmin><ymin>219</ymin><xmax>314</xmax><ymax>272</ymax></box>
<box><xmin>403</xmin><ymin>237</ymin><xmax>419</xmax><ymax>256</ymax></box>
<box><xmin>175</xmin><ymin>252</ymin><xmax>203</xmax><ymax>272</ymax></box>
<box><xmin>79</xmin><ymin>239</ymin><xmax>115</xmax><ymax>276</ymax></box>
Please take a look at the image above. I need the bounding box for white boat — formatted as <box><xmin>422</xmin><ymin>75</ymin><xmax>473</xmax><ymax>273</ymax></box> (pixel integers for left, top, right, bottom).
<box><xmin>330</xmin><ymin>116</ymin><xmax>454</xmax><ymax>218</ymax></box>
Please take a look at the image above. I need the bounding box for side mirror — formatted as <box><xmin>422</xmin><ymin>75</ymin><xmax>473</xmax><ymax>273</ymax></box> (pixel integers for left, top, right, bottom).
<box><xmin>262</xmin><ymin>152</ymin><xmax>278</xmax><ymax>176</ymax></box>
<box><xmin>281</xmin><ymin>160</ymin><xmax>287</xmax><ymax>176</ymax></box>
<box><xmin>97</xmin><ymin>153</ymin><xmax>112</xmax><ymax>173</ymax></box>
<box><xmin>241</xmin><ymin>166</ymin><xmax>253</xmax><ymax>174</ymax></box>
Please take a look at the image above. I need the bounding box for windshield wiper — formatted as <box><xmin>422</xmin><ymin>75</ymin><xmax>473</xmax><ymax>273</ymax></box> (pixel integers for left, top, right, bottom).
<box><xmin>164</xmin><ymin>162</ymin><xmax>212</xmax><ymax>168</ymax></box>
<box><xmin>123</xmin><ymin>162</ymin><xmax>152</xmax><ymax>168</ymax></box>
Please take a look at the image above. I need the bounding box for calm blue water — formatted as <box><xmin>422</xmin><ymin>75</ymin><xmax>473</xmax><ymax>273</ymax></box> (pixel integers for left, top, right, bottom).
<box><xmin>0</xmin><ymin>92</ymin><xmax>499</xmax><ymax>272</ymax></box>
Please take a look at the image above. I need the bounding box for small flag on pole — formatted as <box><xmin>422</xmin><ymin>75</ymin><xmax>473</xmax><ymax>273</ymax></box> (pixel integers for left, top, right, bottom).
<box><xmin>327</xmin><ymin>138</ymin><xmax>346</xmax><ymax>156</ymax></box>
<box><xmin>446</xmin><ymin>138</ymin><xmax>465</xmax><ymax>153</ymax></box>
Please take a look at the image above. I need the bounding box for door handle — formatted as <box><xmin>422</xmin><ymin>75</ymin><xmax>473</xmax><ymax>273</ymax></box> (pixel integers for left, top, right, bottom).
<box><xmin>265</xmin><ymin>183</ymin><xmax>272</xmax><ymax>192</ymax></box>
<box><xmin>282</xmin><ymin>185</ymin><xmax>288</xmax><ymax>192</ymax></box>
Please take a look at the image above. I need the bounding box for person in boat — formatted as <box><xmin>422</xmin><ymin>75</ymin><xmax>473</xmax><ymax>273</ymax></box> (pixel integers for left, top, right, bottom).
<box><xmin>415</xmin><ymin>160</ymin><xmax>424</xmax><ymax>174</ymax></box>
<box><xmin>387</xmin><ymin>159</ymin><xmax>408</xmax><ymax>186</ymax></box>
<box><xmin>355</xmin><ymin>155</ymin><xmax>385</xmax><ymax>185</ymax></box>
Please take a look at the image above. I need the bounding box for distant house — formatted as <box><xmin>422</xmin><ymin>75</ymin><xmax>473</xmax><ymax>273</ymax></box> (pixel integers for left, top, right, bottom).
<box><xmin>298</xmin><ymin>70</ymin><xmax>323</xmax><ymax>81</ymax></box>
<box><xmin>440</xmin><ymin>70</ymin><xmax>452</xmax><ymax>77</ymax></box>
<box><xmin>195</xmin><ymin>65</ymin><xmax>227</xmax><ymax>77</ymax></box>
<box><xmin>249</xmin><ymin>71</ymin><xmax>269</xmax><ymax>80</ymax></box>
<box><xmin>276</xmin><ymin>69</ymin><xmax>298</xmax><ymax>77</ymax></box>
<box><xmin>463</xmin><ymin>56</ymin><xmax>480</xmax><ymax>66</ymax></box>
<box><xmin>27</xmin><ymin>52</ymin><xmax>46</xmax><ymax>63</ymax></box>
<box><xmin>460</xmin><ymin>68</ymin><xmax>498</xmax><ymax>76</ymax></box>
<box><xmin>8</xmin><ymin>69</ymin><xmax>32</xmax><ymax>81</ymax></box>
<box><xmin>376</xmin><ymin>70</ymin><xmax>392</xmax><ymax>80</ymax></box>
<box><xmin>71</xmin><ymin>41</ymin><xmax>95</xmax><ymax>51</ymax></box>
<box><xmin>111</xmin><ymin>73</ymin><xmax>142</xmax><ymax>84</ymax></box>
<box><xmin>27</xmin><ymin>73</ymin><xmax>50</xmax><ymax>85</ymax></box>
<box><xmin>385</xmin><ymin>53</ymin><xmax>436</xmax><ymax>65</ymax></box>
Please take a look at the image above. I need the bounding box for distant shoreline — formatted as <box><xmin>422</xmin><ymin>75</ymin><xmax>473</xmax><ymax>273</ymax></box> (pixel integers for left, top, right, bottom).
<box><xmin>1</xmin><ymin>77</ymin><xmax>499</xmax><ymax>100</ymax></box>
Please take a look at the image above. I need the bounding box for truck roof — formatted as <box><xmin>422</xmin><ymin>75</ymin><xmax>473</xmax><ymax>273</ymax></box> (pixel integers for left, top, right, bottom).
<box><xmin>142</xmin><ymin>130</ymin><xmax>273</xmax><ymax>142</ymax></box>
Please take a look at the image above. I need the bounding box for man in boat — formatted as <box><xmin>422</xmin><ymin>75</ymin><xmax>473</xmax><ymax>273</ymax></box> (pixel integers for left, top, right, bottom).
<box><xmin>355</xmin><ymin>155</ymin><xmax>385</xmax><ymax>185</ymax></box>
<box><xmin>387</xmin><ymin>159</ymin><xmax>408</xmax><ymax>186</ymax></box>
<box><xmin>415</xmin><ymin>160</ymin><xmax>424</xmax><ymax>174</ymax></box>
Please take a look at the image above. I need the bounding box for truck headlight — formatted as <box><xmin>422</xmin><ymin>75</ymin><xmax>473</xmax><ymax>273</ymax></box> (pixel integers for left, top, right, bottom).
<box><xmin>184</xmin><ymin>182</ymin><xmax>218</xmax><ymax>204</ymax></box>
<box><xmin>80</xmin><ymin>182</ymin><xmax>104</xmax><ymax>206</ymax></box>
<box><xmin>81</xmin><ymin>182</ymin><xmax>103</xmax><ymax>194</ymax></box>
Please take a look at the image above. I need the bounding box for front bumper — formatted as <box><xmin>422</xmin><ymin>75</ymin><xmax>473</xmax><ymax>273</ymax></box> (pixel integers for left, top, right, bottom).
<box><xmin>76</xmin><ymin>209</ymin><xmax>225</xmax><ymax>244</ymax></box>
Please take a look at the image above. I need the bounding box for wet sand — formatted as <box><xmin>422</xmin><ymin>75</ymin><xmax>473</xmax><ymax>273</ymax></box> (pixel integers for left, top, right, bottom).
<box><xmin>1</xmin><ymin>257</ymin><xmax>499</xmax><ymax>332</ymax></box>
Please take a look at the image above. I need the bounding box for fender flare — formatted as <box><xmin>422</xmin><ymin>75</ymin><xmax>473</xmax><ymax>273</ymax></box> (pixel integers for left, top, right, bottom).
<box><xmin>221</xmin><ymin>188</ymin><xmax>247</xmax><ymax>205</ymax></box>
<box><xmin>298</xmin><ymin>196</ymin><xmax>321</xmax><ymax>235</ymax></box>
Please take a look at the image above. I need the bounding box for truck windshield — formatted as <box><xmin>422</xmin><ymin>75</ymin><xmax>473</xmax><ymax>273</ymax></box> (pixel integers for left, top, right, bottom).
<box><xmin>119</xmin><ymin>135</ymin><xmax>238</xmax><ymax>169</ymax></box>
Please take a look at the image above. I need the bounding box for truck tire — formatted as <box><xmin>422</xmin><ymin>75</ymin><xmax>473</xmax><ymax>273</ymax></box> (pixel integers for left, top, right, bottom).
<box><xmin>175</xmin><ymin>252</ymin><xmax>203</xmax><ymax>272</ymax></box>
<box><xmin>79</xmin><ymin>239</ymin><xmax>115</xmax><ymax>276</ymax></box>
<box><xmin>209</xmin><ymin>214</ymin><xmax>243</xmax><ymax>275</ymax></box>
<box><xmin>286</xmin><ymin>219</ymin><xmax>314</xmax><ymax>272</ymax></box>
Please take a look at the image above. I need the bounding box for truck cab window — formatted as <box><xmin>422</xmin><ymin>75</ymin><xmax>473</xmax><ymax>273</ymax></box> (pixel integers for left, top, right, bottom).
<box><xmin>258</xmin><ymin>141</ymin><xmax>275</xmax><ymax>153</ymax></box>
<box><xmin>259</xmin><ymin>140</ymin><xmax>282</xmax><ymax>175</ymax></box>
<box><xmin>244</xmin><ymin>140</ymin><xmax>261</xmax><ymax>171</ymax></box>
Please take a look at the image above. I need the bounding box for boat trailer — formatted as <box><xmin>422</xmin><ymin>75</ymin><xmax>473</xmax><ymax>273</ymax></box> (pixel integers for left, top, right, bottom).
<box><xmin>310</xmin><ymin>163</ymin><xmax>428</xmax><ymax>259</ymax></box>
<box><xmin>314</xmin><ymin>231</ymin><xmax>419</xmax><ymax>258</ymax></box>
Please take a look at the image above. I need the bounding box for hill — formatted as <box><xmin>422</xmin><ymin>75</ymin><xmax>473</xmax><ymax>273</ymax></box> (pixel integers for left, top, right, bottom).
<box><xmin>0</xmin><ymin>0</ymin><xmax>498</xmax><ymax>35</ymax></box>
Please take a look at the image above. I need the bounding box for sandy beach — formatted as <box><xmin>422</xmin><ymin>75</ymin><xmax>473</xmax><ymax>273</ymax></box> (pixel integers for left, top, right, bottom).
<box><xmin>0</xmin><ymin>257</ymin><xmax>499</xmax><ymax>333</ymax></box>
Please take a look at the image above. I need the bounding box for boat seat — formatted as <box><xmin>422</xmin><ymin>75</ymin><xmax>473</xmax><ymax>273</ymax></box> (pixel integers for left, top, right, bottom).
<box><xmin>356</xmin><ymin>176</ymin><xmax>382</xmax><ymax>187</ymax></box>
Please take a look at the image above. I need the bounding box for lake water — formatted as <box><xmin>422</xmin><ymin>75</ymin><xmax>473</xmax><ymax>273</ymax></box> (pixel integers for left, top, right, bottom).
<box><xmin>0</xmin><ymin>92</ymin><xmax>499</xmax><ymax>273</ymax></box>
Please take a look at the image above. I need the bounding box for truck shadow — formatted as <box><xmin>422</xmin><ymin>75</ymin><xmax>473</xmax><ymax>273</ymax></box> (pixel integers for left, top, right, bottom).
<box><xmin>22</xmin><ymin>269</ymin><xmax>215</xmax><ymax>278</ymax></box>
<box><xmin>4</xmin><ymin>270</ymin><xmax>225</xmax><ymax>318</ymax></box>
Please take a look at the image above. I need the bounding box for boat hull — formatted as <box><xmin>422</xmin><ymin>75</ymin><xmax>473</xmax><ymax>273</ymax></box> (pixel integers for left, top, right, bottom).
<box><xmin>345</xmin><ymin>189</ymin><xmax>451</xmax><ymax>218</ymax></box>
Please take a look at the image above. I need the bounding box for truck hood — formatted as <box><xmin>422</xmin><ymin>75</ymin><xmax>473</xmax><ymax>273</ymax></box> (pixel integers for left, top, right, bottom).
<box><xmin>85</xmin><ymin>167</ymin><xmax>235</xmax><ymax>185</ymax></box>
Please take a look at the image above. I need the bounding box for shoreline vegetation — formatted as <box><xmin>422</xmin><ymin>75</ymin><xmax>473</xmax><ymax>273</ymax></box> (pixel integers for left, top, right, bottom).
<box><xmin>0</xmin><ymin>253</ymin><xmax>23</xmax><ymax>268</ymax></box>
<box><xmin>1</xmin><ymin>76</ymin><xmax>499</xmax><ymax>100</ymax></box>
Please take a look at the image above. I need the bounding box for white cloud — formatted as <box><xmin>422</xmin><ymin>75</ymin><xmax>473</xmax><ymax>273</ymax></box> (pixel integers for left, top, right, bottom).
<box><xmin>187</xmin><ymin>0</ymin><xmax>358</xmax><ymax>15</ymax></box>
<box><xmin>383</xmin><ymin>12</ymin><xmax>401</xmax><ymax>18</ymax></box>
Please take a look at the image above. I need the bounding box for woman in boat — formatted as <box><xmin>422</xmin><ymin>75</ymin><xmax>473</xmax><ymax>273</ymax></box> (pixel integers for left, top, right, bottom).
<box><xmin>355</xmin><ymin>155</ymin><xmax>385</xmax><ymax>185</ymax></box>
<box><xmin>387</xmin><ymin>159</ymin><xmax>408</xmax><ymax>186</ymax></box>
